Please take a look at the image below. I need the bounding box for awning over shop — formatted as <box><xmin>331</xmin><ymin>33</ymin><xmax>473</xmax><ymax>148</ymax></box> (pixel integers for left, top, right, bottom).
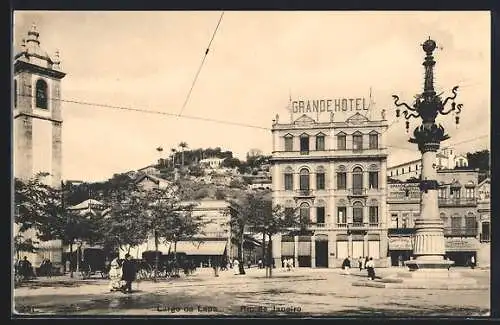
<box><xmin>173</xmin><ymin>241</ymin><xmax>227</xmax><ymax>255</ymax></box>
<box><xmin>389</xmin><ymin>237</ymin><xmax>413</xmax><ymax>251</ymax></box>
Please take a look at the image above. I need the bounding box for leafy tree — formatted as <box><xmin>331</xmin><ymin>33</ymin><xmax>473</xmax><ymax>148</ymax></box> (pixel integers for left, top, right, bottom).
<box><xmin>226</xmin><ymin>192</ymin><xmax>264</xmax><ymax>275</ymax></box>
<box><xmin>222</xmin><ymin>157</ymin><xmax>241</xmax><ymax>169</ymax></box>
<box><xmin>14</xmin><ymin>173</ymin><xmax>56</xmax><ymax>235</ymax></box>
<box><xmin>145</xmin><ymin>185</ymin><xmax>206</xmax><ymax>278</ymax></box>
<box><xmin>249</xmin><ymin>198</ymin><xmax>304</xmax><ymax>278</ymax></box>
<box><xmin>98</xmin><ymin>184</ymin><xmax>150</xmax><ymax>256</ymax></box>
<box><xmin>466</xmin><ymin>150</ymin><xmax>490</xmax><ymax>172</ymax></box>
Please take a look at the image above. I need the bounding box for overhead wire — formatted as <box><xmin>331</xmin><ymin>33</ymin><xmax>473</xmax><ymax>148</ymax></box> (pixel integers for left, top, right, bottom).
<box><xmin>16</xmin><ymin>94</ymin><xmax>488</xmax><ymax>151</ymax></box>
<box><xmin>177</xmin><ymin>11</ymin><xmax>225</xmax><ymax>117</ymax></box>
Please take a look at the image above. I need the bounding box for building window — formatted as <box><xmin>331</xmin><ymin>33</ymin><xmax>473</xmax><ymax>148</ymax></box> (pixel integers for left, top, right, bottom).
<box><xmin>481</xmin><ymin>222</ymin><xmax>490</xmax><ymax>241</ymax></box>
<box><xmin>369</xmin><ymin>132</ymin><xmax>378</xmax><ymax>149</ymax></box>
<box><xmin>465</xmin><ymin>188</ymin><xmax>475</xmax><ymax>199</ymax></box>
<box><xmin>352</xmin><ymin>202</ymin><xmax>363</xmax><ymax>225</ymax></box>
<box><xmin>337</xmin><ymin>207</ymin><xmax>347</xmax><ymax>225</ymax></box>
<box><xmin>316</xmin><ymin>172</ymin><xmax>325</xmax><ymax>190</ymax></box>
<box><xmin>284</xmin><ymin>171</ymin><xmax>293</xmax><ymax>191</ymax></box>
<box><xmin>439</xmin><ymin>187</ymin><xmax>447</xmax><ymax>199</ymax></box>
<box><xmin>300</xmin><ymin>203</ymin><xmax>310</xmax><ymax>223</ymax></box>
<box><xmin>316</xmin><ymin>207</ymin><xmax>325</xmax><ymax>224</ymax></box>
<box><xmin>337</xmin><ymin>172</ymin><xmax>346</xmax><ymax>190</ymax></box>
<box><xmin>300</xmin><ymin>134</ymin><xmax>309</xmax><ymax>154</ymax></box>
<box><xmin>352</xmin><ymin>167</ymin><xmax>363</xmax><ymax>193</ymax></box>
<box><xmin>390</xmin><ymin>213</ymin><xmax>398</xmax><ymax>228</ymax></box>
<box><xmin>316</xmin><ymin>134</ymin><xmax>325</xmax><ymax>151</ymax></box>
<box><xmin>14</xmin><ymin>79</ymin><xmax>17</xmax><ymax>108</ymax></box>
<box><xmin>36</xmin><ymin>79</ymin><xmax>48</xmax><ymax>109</ymax></box>
<box><xmin>368</xmin><ymin>171</ymin><xmax>378</xmax><ymax>189</ymax></box>
<box><xmin>451</xmin><ymin>216</ymin><xmax>462</xmax><ymax>235</ymax></box>
<box><xmin>450</xmin><ymin>187</ymin><xmax>461</xmax><ymax>199</ymax></box>
<box><xmin>369</xmin><ymin>206</ymin><xmax>378</xmax><ymax>225</ymax></box>
<box><xmin>465</xmin><ymin>214</ymin><xmax>476</xmax><ymax>236</ymax></box>
<box><xmin>337</xmin><ymin>133</ymin><xmax>346</xmax><ymax>150</ymax></box>
<box><xmin>284</xmin><ymin>135</ymin><xmax>293</xmax><ymax>151</ymax></box>
<box><xmin>299</xmin><ymin>168</ymin><xmax>310</xmax><ymax>190</ymax></box>
<box><xmin>440</xmin><ymin>212</ymin><xmax>447</xmax><ymax>227</ymax></box>
<box><xmin>353</xmin><ymin>132</ymin><xmax>363</xmax><ymax>150</ymax></box>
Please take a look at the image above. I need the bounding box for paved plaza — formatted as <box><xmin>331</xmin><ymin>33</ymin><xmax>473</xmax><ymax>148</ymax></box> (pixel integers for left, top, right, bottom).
<box><xmin>14</xmin><ymin>267</ymin><xmax>490</xmax><ymax>317</ymax></box>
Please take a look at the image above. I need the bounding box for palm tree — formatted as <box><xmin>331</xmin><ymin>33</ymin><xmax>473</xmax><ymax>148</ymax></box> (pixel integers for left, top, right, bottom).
<box><xmin>170</xmin><ymin>148</ymin><xmax>177</xmax><ymax>167</ymax></box>
<box><xmin>179</xmin><ymin>142</ymin><xmax>188</xmax><ymax>167</ymax></box>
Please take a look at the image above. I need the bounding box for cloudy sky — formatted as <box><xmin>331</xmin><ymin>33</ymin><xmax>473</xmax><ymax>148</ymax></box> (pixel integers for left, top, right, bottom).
<box><xmin>13</xmin><ymin>11</ymin><xmax>490</xmax><ymax>182</ymax></box>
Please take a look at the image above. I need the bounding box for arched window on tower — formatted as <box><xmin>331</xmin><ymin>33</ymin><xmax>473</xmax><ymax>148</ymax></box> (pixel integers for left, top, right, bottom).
<box><xmin>36</xmin><ymin>79</ymin><xmax>48</xmax><ymax>109</ymax></box>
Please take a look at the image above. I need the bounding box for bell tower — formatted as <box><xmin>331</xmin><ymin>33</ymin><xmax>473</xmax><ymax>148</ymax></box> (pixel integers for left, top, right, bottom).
<box><xmin>13</xmin><ymin>23</ymin><xmax>66</xmax><ymax>187</ymax></box>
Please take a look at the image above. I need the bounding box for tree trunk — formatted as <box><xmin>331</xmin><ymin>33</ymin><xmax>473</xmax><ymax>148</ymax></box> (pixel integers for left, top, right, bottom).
<box><xmin>154</xmin><ymin>230</ymin><xmax>159</xmax><ymax>282</ymax></box>
<box><xmin>181</xmin><ymin>150</ymin><xmax>185</xmax><ymax>167</ymax></box>
<box><xmin>69</xmin><ymin>242</ymin><xmax>74</xmax><ymax>278</ymax></box>
<box><xmin>263</xmin><ymin>233</ymin><xmax>268</xmax><ymax>277</ymax></box>
<box><xmin>267</xmin><ymin>235</ymin><xmax>273</xmax><ymax>278</ymax></box>
<box><xmin>173</xmin><ymin>240</ymin><xmax>179</xmax><ymax>277</ymax></box>
<box><xmin>239</xmin><ymin>233</ymin><xmax>245</xmax><ymax>275</ymax></box>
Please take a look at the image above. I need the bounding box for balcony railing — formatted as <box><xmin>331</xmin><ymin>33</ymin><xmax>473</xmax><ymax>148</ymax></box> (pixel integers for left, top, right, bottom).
<box><xmin>295</xmin><ymin>189</ymin><xmax>314</xmax><ymax>197</ymax></box>
<box><xmin>444</xmin><ymin>227</ymin><xmax>478</xmax><ymax>237</ymax></box>
<box><xmin>438</xmin><ymin>198</ymin><xmax>477</xmax><ymax>207</ymax></box>
<box><xmin>310</xmin><ymin>223</ymin><xmax>327</xmax><ymax>228</ymax></box>
<box><xmin>348</xmin><ymin>188</ymin><xmax>367</xmax><ymax>196</ymax></box>
<box><xmin>347</xmin><ymin>222</ymin><xmax>380</xmax><ymax>229</ymax></box>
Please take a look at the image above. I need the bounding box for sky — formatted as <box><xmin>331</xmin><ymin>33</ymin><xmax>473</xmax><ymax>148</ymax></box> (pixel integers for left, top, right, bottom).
<box><xmin>13</xmin><ymin>11</ymin><xmax>491</xmax><ymax>182</ymax></box>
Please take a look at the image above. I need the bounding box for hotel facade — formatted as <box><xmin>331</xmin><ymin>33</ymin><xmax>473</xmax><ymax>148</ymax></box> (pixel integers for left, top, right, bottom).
<box><xmin>270</xmin><ymin>112</ymin><xmax>390</xmax><ymax>268</ymax></box>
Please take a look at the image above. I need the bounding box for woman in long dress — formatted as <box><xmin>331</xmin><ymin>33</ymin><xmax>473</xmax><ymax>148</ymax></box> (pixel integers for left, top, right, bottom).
<box><xmin>233</xmin><ymin>259</ymin><xmax>240</xmax><ymax>275</ymax></box>
<box><xmin>108</xmin><ymin>257</ymin><xmax>123</xmax><ymax>292</ymax></box>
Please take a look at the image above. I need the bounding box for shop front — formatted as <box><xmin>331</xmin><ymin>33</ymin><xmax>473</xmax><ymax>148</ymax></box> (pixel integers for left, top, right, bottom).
<box><xmin>388</xmin><ymin>236</ymin><xmax>413</xmax><ymax>266</ymax></box>
<box><xmin>445</xmin><ymin>237</ymin><xmax>480</xmax><ymax>267</ymax></box>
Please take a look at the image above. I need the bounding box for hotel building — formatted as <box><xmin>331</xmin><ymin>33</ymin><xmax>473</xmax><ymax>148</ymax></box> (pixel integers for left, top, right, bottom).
<box><xmin>270</xmin><ymin>112</ymin><xmax>390</xmax><ymax>268</ymax></box>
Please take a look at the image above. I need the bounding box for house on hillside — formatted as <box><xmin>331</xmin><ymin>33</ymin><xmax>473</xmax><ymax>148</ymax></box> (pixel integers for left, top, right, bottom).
<box><xmin>137</xmin><ymin>164</ymin><xmax>161</xmax><ymax>176</ymax></box>
<box><xmin>200</xmin><ymin>157</ymin><xmax>225</xmax><ymax>169</ymax></box>
<box><xmin>67</xmin><ymin>199</ymin><xmax>110</xmax><ymax>216</ymax></box>
<box><xmin>135</xmin><ymin>174</ymin><xmax>171</xmax><ymax>190</ymax></box>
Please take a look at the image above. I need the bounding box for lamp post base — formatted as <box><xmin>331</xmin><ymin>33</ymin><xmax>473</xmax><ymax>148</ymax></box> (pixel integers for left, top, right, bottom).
<box><xmin>405</xmin><ymin>258</ymin><xmax>454</xmax><ymax>271</ymax></box>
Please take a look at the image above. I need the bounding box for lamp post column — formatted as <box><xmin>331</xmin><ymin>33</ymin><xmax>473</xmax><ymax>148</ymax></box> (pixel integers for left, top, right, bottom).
<box><xmin>392</xmin><ymin>38</ymin><xmax>463</xmax><ymax>271</ymax></box>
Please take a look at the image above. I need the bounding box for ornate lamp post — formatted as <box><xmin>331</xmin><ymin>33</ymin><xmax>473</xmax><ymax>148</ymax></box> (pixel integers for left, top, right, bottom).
<box><xmin>392</xmin><ymin>38</ymin><xmax>462</xmax><ymax>272</ymax></box>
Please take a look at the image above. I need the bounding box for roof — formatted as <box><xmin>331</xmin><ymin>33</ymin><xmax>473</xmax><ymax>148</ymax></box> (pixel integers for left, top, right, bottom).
<box><xmin>478</xmin><ymin>178</ymin><xmax>490</xmax><ymax>188</ymax></box>
<box><xmin>68</xmin><ymin>199</ymin><xmax>104</xmax><ymax>210</ymax></box>
<box><xmin>137</xmin><ymin>165</ymin><xmax>159</xmax><ymax>171</ymax></box>
<box><xmin>135</xmin><ymin>174</ymin><xmax>169</xmax><ymax>185</ymax></box>
<box><xmin>388</xmin><ymin>158</ymin><xmax>421</xmax><ymax>169</ymax></box>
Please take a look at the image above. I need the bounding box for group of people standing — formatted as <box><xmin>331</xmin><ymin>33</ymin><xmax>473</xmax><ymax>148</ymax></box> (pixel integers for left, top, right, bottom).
<box><xmin>342</xmin><ymin>256</ymin><xmax>376</xmax><ymax>280</ymax></box>
<box><xmin>108</xmin><ymin>254</ymin><xmax>136</xmax><ymax>294</ymax></box>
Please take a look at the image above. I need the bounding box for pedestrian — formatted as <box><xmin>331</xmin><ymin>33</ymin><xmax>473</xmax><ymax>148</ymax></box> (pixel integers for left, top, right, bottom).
<box><xmin>212</xmin><ymin>257</ymin><xmax>219</xmax><ymax>277</ymax></box>
<box><xmin>19</xmin><ymin>256</ymin><xmax>33</xmax><ymax>281</ymax></box>
<box><xmin>470</xmin><ymin>255</ymin><xmax>476</xmax><ymax>269</ymax></box>
<box><xmin>233</xmin><ymin>258</ymin><xmax>240</xmax><ymax>275</ymax></box>
<box><xmin>358</xmin><ymin>256</ymin><xmax>363</xmax><ymax>271</ymax></box>
<box><xmin>247</xmin><ymin>260</ymin><xmax>252</xmax><ymax>269</ymax></box>
<box><xmin>285</xmin><ymin>258</ymin><xmax>291</xmax><ymax>272</ymax></box>
<box><xmin>121</xmin><ymin>254</ymin><xmax>136</xmax><ymax>294</ymax></box>
<box><xmin>108</xmin><ymin>255</ymin><xmax>122</xmax><ymax>292</ymax></box>
<box><xmin>342</xmin><ymin>257</ymin><xmax>351</xmax><ymax>275</ymax></box>
<box><xmin>364</xmin><ymin>256</ymin><xmax>369</xmax><ymax>269</ymax></box>
<box><xmin>366</xmin><ymin>257</ymin><xmax>375</xmax><ymax>280</ymax></box>
<box><xmin>258</xmin><ymin>259</ymin><xmax>263</xmax><ymax>269</ymax></box>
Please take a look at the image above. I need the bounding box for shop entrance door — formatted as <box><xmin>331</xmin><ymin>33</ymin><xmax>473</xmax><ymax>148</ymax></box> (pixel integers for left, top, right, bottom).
<box><xmin>315</xmin><ymin>241</ymin><xmax>328</xmax><ymax>268</ymax></box>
